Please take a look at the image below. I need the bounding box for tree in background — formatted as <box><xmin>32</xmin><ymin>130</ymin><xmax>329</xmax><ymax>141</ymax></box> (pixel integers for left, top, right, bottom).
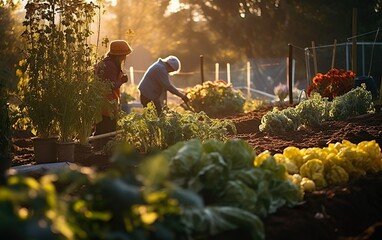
<box><xmin>100</xmin><ymin>0</ymin><xmax>167</xmax><ymax>49</ymax></box>
<box><xmin>101</xmin><ymin>0</ymin><xmax>231</xmax><ymax>72</ymax></box>
<box><xmin>178</xmin><ymin>0</ymin><xmax>382</xmax><ymax>80</ymax></box>
<box><xmin>0</xmin><ymin>1</ymin><xmax>24</xmax><ymax>183</ymax></box>
<box><xmin>90</xmin><ymin>0</ymin><xmax>382</xmax><ymax>82</ymax></box>
<box><xmin>0</xmin><ymin>0</ymin><xmax>23</xmax><ymax>93</ymax></box>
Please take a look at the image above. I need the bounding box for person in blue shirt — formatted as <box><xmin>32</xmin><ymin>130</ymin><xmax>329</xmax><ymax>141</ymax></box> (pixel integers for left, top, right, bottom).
<box><xmin>138</xmin><ymin>55</ymin><xmax>189</xmax><ymax>115</ymax></box>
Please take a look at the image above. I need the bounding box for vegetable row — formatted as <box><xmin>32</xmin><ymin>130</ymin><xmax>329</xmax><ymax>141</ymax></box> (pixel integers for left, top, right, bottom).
<box><xmin>2</xmin><ymin>138</ymin><xmax>381</xmax><ymax>240</ymax></box>
<box><xmin>255</xmin><ymin>139</ymin><xmax>382</xmax><ymax>194</ymax></box>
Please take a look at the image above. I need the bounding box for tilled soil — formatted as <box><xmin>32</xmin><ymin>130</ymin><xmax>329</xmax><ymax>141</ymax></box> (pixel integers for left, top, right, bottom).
<box><xmin>9</xmin><ymin>104</ymin><xmax>382</xmax><ymax>240</ymax></box>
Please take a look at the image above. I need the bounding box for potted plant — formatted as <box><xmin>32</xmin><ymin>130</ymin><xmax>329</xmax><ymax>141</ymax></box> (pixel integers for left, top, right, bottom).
<box><xmin>74</xmin><ymin>76</ymin><xmax>110</xmax><ymax>162</ymax></box>
<box><xmin>47</xmin><ymin>0</ymin><xmax>103</xmax><ymax>162</ymax></box>
<box><xmin>17</xmin><ymin>1</ymin><xmax>62</xmax><ymax>164</ymax></box>
<box><xmin>18</xmin><ymin>77</ymin><xmax>58</xmax><ymax>163</ymax></box>
<box><xmin>19</xmin><ymin>0</ymin><xmax>102</xmax><ymax>163</ymax></box>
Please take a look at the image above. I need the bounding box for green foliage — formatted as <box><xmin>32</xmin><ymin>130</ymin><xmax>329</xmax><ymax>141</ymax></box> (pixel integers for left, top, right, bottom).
<box><xmin>259</xmin><ymin>107</ymin><xmax>296</xmax><ymax>133</ymax></box>
<box><xmin>163</xmin><ymin>138</ymin><xmax>300</xmax><ymax>239</ymax></box>
<box><xmin>329</xmin><ymin>84</ymin><xmax>374</xmax><ymax>120</ymax></box>
<box><xmin>0</xmin><ymin>147</ymin><xmax>196</xmax><ymax>240</ymax></box>
<box><xmin>75</xmin><ymin>78</ymin><xmax>110</xmax><ymax>144</ymax></box>
<box><xmin>185</xmin><ymin>80</ymin><xmax>246</xmax><ymax>117</ymax></box>
<box><xmin>243</xmin><ymin>98</ymin><xmax>267</xmax><ymax>113</ymax></box>
<box><xmin>0</xmin><ymin>137</ymin><xmax>304</xmax><ymax>239</ymax></box>
<box><xmin>116</xmin><ymin>102</ymin><xmax>236</xmax><ymax>153</ymax></box>
<box><xmin>0</xmin><ymin>175</ymin><xmax>65</xmax><ymax>239</ymax></box>
<box><xmin>182</xmin><ymin>206</ymin><xmax>264</xmax><ymax>240</ymax></box>
<box><xmin>18</xmin><ymin>0</ymin><xmax>108</xmax><ymax>141</ymax></box>
<box><xmin>295</xmin><ymin>93</ymin><xmax>330</xmax><ymax>127</ymax></box>
<box><xmin>259</xmin><ymin>87</ymin><xmax>373</xmax><ymax>134</ymax></box>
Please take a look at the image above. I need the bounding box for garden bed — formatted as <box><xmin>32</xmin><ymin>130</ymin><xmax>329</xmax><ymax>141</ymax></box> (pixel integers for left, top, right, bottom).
<box><xmin>10</xmin><ymin>105</ymin><xmax>382</xmax><ymax>240</ymax></box>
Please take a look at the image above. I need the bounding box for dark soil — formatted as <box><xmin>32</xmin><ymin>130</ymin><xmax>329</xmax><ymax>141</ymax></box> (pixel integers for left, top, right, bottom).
<box><xmin>9</xmin><ymin>104</ymin><xmax>382</xmax><ymax>240</ymax></box>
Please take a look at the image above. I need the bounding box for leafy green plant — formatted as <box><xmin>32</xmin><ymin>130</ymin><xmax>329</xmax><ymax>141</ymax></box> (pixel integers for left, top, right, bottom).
<box><xmin>243</xmin><ymin>98</ymin><xmax>267</xmax><ymax>113</ymax></box>
<box><xmin>185</xmin><ymin>80</ymin><xmax>246</xmax><ymax>117</ymax></box>
<box><xmin>162</xmin><ymin>138</ymin><xmax>300</xmax><ymax>239</ymax></box>
<box><xmin>116</xmin><ymin>103</ymin><xmax>236</xmax><ymax>153</ymax></box>
<box><xmin>17</xmin><ymin>68</ymin><xmax>57</xmax><ymax>138</ymax></box>
<box><xmin>18</xmin><ymin>0</ymin><xmax>107</xmax><ymax>142</ymax></box>
<box><xmin>0</xmin><ymin>148</ymin><xmax>197</xmax><ymax>240</ymax></box>
<box><xmin>76</xmin><ymin>78</ymin><xmax>110</xmax><ymax>145</ymax></box>
<box><xmin>259</xmin><ymin>87</ymin><xmax>372</xmax><ymax>134</ymax></box>
<box><xmin>329</xmin><ymin>84</ymin><xmax>374</xmax><ymax>120</ymax></box>
<box><xmin>0</xmin><ymin>174</ymin><xmax>67</xmax><ymax>239</ymax></box>
<box><xmin>295</xmin><ymin>93</ymin><xmax>330</xmax><ymax>127</ymax></box>
<box><xmin>259</xmin><ymin>107</ymin><xmax>296</xmax><ymax>133</ymax></box>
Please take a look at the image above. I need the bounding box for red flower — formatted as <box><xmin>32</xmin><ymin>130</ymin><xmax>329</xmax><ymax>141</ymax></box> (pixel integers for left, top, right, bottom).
<box><xmin>306</xmin><ymin>68</ymin><xmax>355</xmax><ymax>100</ymax></box>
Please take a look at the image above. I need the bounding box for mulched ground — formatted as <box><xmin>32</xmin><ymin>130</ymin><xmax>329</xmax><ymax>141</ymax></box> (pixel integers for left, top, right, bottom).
<box><xmin>9</xmin><ymin>103</ymin><xmax>382</xmax><ymax>240</ymax></box>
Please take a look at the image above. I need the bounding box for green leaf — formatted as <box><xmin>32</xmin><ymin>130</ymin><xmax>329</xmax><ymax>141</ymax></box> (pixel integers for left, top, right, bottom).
<box><xmin>100</xmin><ymin>178</ymin><xmax>144</xmax><ymax>209</ymax></box>
<box><xmin>182</xmin><ymin>206</ymin><xmax>264</xmax><ymax>240</ymax></box>
<box><xmin>201</xmin><ymin>138</ymin><xmax>224</xmax><ymax>154</ymax></box>
<box><xmin>189</xmin><ymin>152</ymin><xmax>229</xmax><ymax>193</ymax></box>
<box><xmin>168</xmin><ymin>139</ymin><xmax>202</xmax><ymax>180</ymax></box>
<box><xmin>170</xmin><ymin>187</ymin><xmax>204</xmax><ymax>208</ymax></box>
<box><xmin>222</xmin><ymin>139</ymin><xmax>256</xmax><ymax>170</ymax></box>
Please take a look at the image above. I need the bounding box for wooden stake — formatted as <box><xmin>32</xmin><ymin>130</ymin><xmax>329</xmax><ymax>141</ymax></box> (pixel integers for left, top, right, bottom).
<box><xmin>246</xmin><ymin>61</ymin><xmax>251</xmax><ymax>98</ymax></box>
<box><xmin>352</xmin><ymin>8</ymin><xmax>357</xmax><ymax>74</ymax></box>
<box><xmin>200</xmin><ymin>55</ymin><xmax>204</xmax><ymax>83</ymax></box>
<box><xmin>311</xmin><ymin>41</ymin><xmax>318</xmax><ymax>75</ymax></box>
<box><xmin>215</xmin><ymin>63</ymin><xmax>219</xmax><ymax>81</ymax></box>
<box><xmin>227</xmin><ymin>63</ymin><xmax>231</xmax><ymax>84</ymax></box>
<box><xmin>288</xmin><ymin>44</ymin><xmax>293</xmax><ymax>104</ymax></box>
<box><xmin>331</xmin><ymin>39</ymin><xmax>337</xmax><ymax>69</ymax></box>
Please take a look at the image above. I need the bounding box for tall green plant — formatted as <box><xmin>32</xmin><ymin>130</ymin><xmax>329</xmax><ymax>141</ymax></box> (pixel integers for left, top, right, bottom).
<box><xmin>76</xmin><ymin>77</ymin><xmax>110</xmax><ymax>145</ymax></box>
<box><xmin>18</xmin><ymin>0</ymin><xmax>106</xmax><ymax>142</ymax></box>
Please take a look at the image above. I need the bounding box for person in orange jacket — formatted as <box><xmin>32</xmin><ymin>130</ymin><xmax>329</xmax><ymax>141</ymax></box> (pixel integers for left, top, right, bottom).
<box><xmin>93</xmin><ymin>40</ymin><xmax>132</xmax><ymax>151</ymax></box>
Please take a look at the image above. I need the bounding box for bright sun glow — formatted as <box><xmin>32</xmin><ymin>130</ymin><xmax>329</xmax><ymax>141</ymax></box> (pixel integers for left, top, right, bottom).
<box><xmin>169</xmin><ymin>0</ymin><xmax>180</xmax><ymax>11</ymax></box>
<box><xmin>165</xmin><ymin>0</ymin><xmax>181</xmax><ymax>15</ymax></box>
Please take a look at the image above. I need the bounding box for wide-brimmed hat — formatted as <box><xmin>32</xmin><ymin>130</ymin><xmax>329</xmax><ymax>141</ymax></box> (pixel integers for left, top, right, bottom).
<box><xmin>108</xmin><ymin>40</ymin><xmax>133</xmax><ymax>55</ymax></box>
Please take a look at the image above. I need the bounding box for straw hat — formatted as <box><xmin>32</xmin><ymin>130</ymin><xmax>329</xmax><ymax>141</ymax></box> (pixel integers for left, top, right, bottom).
<box><xmin>108</xmin><ymin>40</ymin><xmax>133</xmax><ymax>55</ymax></box>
